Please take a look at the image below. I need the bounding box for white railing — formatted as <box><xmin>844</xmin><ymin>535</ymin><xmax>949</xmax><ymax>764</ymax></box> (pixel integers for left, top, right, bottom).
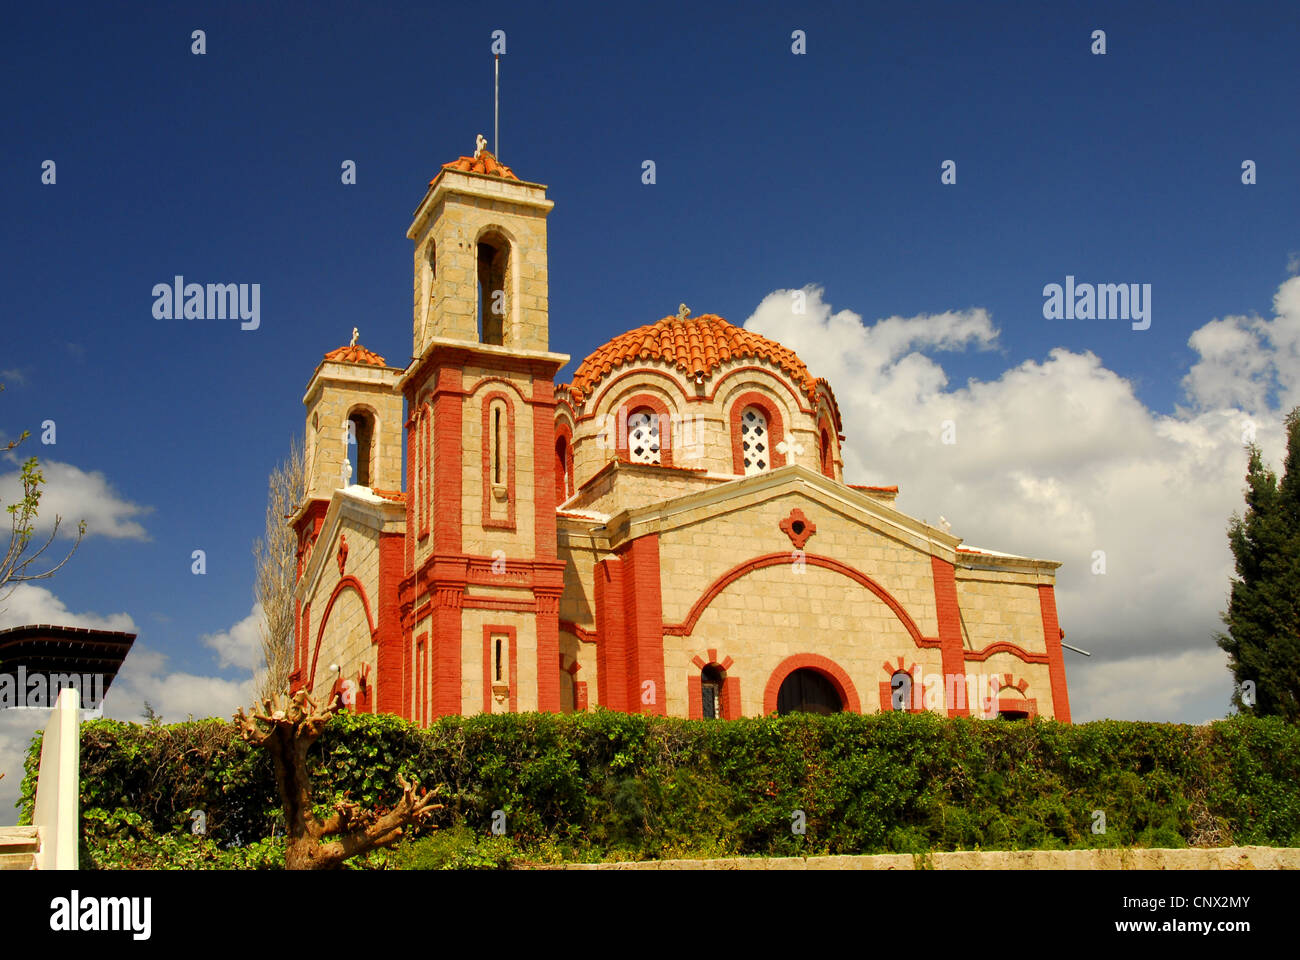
<box><xmin>32</xmin><ymin>687</ymin><xmax>80</xmax><ymax>870</ymax></box>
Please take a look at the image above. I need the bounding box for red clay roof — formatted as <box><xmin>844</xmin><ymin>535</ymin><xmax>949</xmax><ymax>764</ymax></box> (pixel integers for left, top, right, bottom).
<box><xmin>568</xmin><ymin>313</ymin><xmax>825</xmax><ymax>408</ymax></box>
<box><xmin>435</xmin><ymin>149</ymin><xmax>518</xmax><ymax>183</ymax></box>
<box><xmin>372</xmin><ymin>488</ymin><xmax>405</xmax><ymax>503</ymax></box>
<box><xmin>323</xmin><ymin>343</ymin><xmax>387</xmax><ymax>367</ymax></box>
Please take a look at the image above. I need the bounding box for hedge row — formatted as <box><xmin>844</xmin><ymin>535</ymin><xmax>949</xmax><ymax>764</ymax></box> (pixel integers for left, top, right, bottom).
<box><xmin>19</xmin><ymin>711</ymin><xmax>1300</xmax><ymax>865</ymax></box>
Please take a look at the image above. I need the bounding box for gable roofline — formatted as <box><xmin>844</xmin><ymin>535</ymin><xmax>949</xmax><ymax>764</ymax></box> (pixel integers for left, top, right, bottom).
<box><xmin>594</xmin><ymin>464</ymin><xmax>1061</xmax><ymax>572</ymax></box>
<box><xmin>295</xmin><ymin>486</ymin><xmax>406</xmax><ymax>604</ymax></box>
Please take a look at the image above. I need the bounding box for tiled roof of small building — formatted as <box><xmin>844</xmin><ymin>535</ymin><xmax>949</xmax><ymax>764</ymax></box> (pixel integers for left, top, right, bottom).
<box><xmin>567</xmin><ymin>312</ymin><xmax>825</xmax><ymax>409</ymax></box>
<box><xmin>323</xmin><ymin>343</ymin><xmax>387</xmax><ymax>367</ymax></box>
<box><xmin>435</xmin><ymin>149</ymin><xmax>518</xmax><ymax>183</ymax></box>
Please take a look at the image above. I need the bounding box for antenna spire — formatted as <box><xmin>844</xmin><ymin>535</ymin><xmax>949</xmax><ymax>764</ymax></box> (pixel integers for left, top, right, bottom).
<box><xmin>494</xmin><ymin>53</ymin><xmax>500</xmax><ymax>159</ymax></box>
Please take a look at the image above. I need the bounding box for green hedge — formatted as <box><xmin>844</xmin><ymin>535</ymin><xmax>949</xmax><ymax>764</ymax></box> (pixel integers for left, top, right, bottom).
<box><xmin>19</xmin><ymin>711</ymin><xmax>1300</xmax><ymax>867</ymax></box>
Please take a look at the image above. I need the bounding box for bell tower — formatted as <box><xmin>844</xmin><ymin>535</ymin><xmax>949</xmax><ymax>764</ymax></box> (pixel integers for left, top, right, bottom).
<box><xmin>398</xmin><ymin>138</ymin><xmax>569</xmax><ymax>723</ymax></box>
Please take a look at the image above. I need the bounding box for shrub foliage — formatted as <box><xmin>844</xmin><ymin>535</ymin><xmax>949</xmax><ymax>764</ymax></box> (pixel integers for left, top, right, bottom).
<box><xmin>19</xmin><ymin>711</ymin><xmax>1300</xmax><ymax>868</ymax></box>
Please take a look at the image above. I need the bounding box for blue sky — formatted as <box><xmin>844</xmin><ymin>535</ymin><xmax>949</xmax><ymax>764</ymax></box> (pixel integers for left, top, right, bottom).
<box><xmin>2</xmin><ymin>0</ymin><xmax>1298</xmax><ymax>804</ymax></box>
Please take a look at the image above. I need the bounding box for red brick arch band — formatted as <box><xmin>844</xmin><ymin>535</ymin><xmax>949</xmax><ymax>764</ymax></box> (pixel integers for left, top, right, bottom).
<box><xmin>763</xmin><ymin>653</ymin><xmax>862</xmax><ymax>715</ymax></box>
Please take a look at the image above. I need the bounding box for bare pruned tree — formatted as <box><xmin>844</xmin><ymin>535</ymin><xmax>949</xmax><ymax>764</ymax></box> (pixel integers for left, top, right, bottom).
<box><xmin>235</xmin><ymin>690</ymin><xmax>442</xmax><ymax>869</ymax></box>
<box><xmin>252</xmin><ymin>435</ymin><xmax>305</xmax><ymax>701</ymax></box>
<box><xmin>1</xmin><ymin>384</ymin><xmax>84</xmax><ymax>614</ymax></box>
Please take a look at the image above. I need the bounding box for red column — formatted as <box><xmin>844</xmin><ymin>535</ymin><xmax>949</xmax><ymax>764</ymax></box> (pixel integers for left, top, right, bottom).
<box><xmin>930</xmin><ymin>555</ymin><xmax>969</xmax><ymax>717</ymax></box>
<box><xmin>620</xmin><ymin>535</ymin><xmax>666</xmax><ymax>716</ymax></box>
<box><xmin>1039</xmin><ymin>585</ymin><xmax>1071</xmax><ymax>723</ymax></box>
<box><xmin>595</xmin><ymin>557</ymin><xmax>627</xmax><ymax>711</ymax></box>
<box><xmin>375</xmin><ymin>532</ymin><xmax>405</xmax><ymax>716</ymax></box>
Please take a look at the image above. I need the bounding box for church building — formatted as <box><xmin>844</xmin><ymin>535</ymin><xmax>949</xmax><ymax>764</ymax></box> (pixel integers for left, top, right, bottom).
<box><xmin>286</xmin><ymin>140</ymin><xmax>1072</xmax><ymax>723</ymax></box>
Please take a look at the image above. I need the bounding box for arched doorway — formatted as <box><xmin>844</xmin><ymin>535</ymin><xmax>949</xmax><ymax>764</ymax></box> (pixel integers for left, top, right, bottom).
<box><xmin>776</xmin><ymin>668</ymin><xmax>843</xmax><ymax>715</ymax></box>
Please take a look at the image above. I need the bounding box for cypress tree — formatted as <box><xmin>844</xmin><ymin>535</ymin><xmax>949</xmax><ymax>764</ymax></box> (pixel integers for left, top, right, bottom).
<box><xmin>1217</xmin><ymin>407</ymin><xmax>1300</xmax><ymax>721</ymax></box>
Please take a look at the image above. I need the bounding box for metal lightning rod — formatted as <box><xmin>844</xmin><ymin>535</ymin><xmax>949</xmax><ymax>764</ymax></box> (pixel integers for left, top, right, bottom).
<box><xmin>494</xmin><ymin>53</ymin><xmax>499</xmax><ymax>158</ymax></box>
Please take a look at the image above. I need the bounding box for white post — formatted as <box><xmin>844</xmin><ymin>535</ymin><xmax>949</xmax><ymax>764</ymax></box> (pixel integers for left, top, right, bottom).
<box><xmin>32</xmin><ymin>687</ymin><xmax>81</xmax><ymax>870</ymax></box>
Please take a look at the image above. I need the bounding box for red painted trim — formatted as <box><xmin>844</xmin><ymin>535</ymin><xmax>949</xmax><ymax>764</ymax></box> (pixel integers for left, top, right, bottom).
<box><xmin>817</xmin><ymin>416</ymin><xmax>836</xmax><ymax>479</ymax></box>
<box><xmin>615</xmin><ymin>394</ymin><xmax>674</xmax><ymax>467</ymax></box>
<box><xmin>463</xmin><ymin>596</ymin><xmax>535</xmax><ymax>611</ymax></box>
<box><xmin>482</xmin><ymin>625</ymin><xmax>519</xmax><ymax>714</ymax></box>
<box><xmin>431</xmin><ymin>585</ymin><xmax>463</xmax><ymax>717</ymax></box>
<box><xmin>532</xmin><ymin>374</ymin><xmax>562</xmax><ymax>712</ymax></box>
<box><xmin>763</xmin><ymin>654</ymin><xmax>862</xmax><ymax>715</ymax></box>
<box><xmin>879</xmin><ymin>656</ymin><xmax>924</xmax><ymax>712</ymax></box>
<box><xmin>594</xmin><ymin>556</ymin><xmax>627</xmax><ymax>711</ymax></box>
<box><xmin>480</xmin><ymin>391</ymin><xmax>517</xmax><ymax>530</ymax></box>
<box><xmin>688</xmin><ymin>655</ymin><xmax>740</xmax><ymax>719</ymax></box>
<box><xmin>578</xmin><ymin>369</ymin><xmax>691</xmax><ymax>422</ymax></box>
<box><xmin>375</xmin><ymin>531</ymin><xmax>405</xmax><ymax>715</ymax></box>
<box><xmin>559</xmin><ymin>619</ymin><xmax>598</xmax><ymax>643</ymax></box>
<box><xmin>433</xmin><ymin>366</ymin><xmax>463</xmax><ymax>553</ymax></box>
<box><xmin>729</xmin><ymin>390</ymin><xmax>786</xmax><ymax>475</ymax></box>
<box><xmin>665</xmin><ymin>552</ymin><xmax>935</xmax><ymax>649</ymax></box>
<box><xmin>996</xmin><ymin>697</ymin><xmax>1039</xmax><ymax>718</ymax></box>
<box><xmin>1039</xmin><ymin>584</ymin><xmax>1071</xmax><ymax>723</ymax></box>
<box><xmin>554</xmin><ymin>421</ymin><xmax>574</xmax><ymax>504</ymax></box>
<box><xmin>962</xmin><ymin>641</ymin><xmax>1050</xmax><ymax>664</ymax></box>
<box><xmin>419</xmin><ymin>403</ymin><xmax>431</xmax><ymax>540</ymax></box>
<box><xmin>619</xmin><ymin>535</ymin><xmax>666</xmax><ymax>715</ymax></box>
<box><xmin>930</xmin><ymin>556</ymin><xmax>969</xmax><ymax>717</ymax></box>
<box><xmin>405</xmin><ymin>418</ymin><xmax>416</xmax><ymax>574</ymax></box>
<box><xmin>307</xmin><ymin>575</ymin><xmax>376</xmax><ymax>689</ymax></box>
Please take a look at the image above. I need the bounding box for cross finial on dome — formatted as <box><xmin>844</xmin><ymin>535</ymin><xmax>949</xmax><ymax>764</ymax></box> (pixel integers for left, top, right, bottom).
<box><xmin>475</xmin><ymin>134</ymin><xmax>487</xmax><ymax>159</ymax></box>
<box><xmin>677</xmin><ymin>303</ymin><xmax>690</xmax><ymax>321</ymax></box>
<box><xmin>350</xmin><ymin>327</ymin><xmax>359</xmax><ymax>347</ymax></box>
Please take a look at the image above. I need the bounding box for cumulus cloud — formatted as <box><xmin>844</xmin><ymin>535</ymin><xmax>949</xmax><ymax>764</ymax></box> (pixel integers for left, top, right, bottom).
<box><xmin>0</xmin><ymin>458</ymin><xmax>151</xmax><ymax>540</ymax></box>
<box><xmin>746</xmin><ymin>282</ymin><xmax>1298</xmax><ymax>722</ymax></box>
<box><xmin>202</xmin><ymin>604</ymin><xmax>266</xmax><ymax>673</ymax></box>
<box><xmin>0</xmin><ymin>583</ymin><xmax>136</xmax><ymax>632</ymax></box>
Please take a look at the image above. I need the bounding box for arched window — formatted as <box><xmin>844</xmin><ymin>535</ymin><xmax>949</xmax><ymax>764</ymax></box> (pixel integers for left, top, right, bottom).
<box><xmin>554</xmin><ymin>433</ymin><xmax>571</xmax><ymax>503</ymax></box>
<box><xmin>626</xmin><ymin>408</ymin><xmax>661</xmax><ymax>464</ymax></box>
<box><xmin>477</xmin><ymin>233</ymin><xmax>509</xmax><ymax>346</ymax></box>
<box><xmin>701</xmin><ymin>665</ymin><xmax>725</xmax><ymax>720</ymax></box>
<box><xmin>776</xmin><ymin>668</ymin><xmax>843</xmax><ymax>715</ymax></box>
<box><xmin>740</xmin><ymin>406</ymin><xmax>769</xmax><ymax>475</ymax></box>
<box><xmin>347</xmin><ymin>411</ymin><xmax>374</xmax><ymax>487</ymax></box>
<box><xmin>820</xmin><ymin>427</ymin><xmax>834</xmax><ymax>477</ymax></box>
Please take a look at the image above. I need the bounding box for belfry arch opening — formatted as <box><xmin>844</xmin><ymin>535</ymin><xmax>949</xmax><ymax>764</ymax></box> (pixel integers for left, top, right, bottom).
<box><xmin>347</xmin><ymin>410</ymin><xmax>375</xmax><ymax>487</ymax></box>
<box><xmin>477</xmin><ymin>233</ymin><xmax>509</xmax><ymax>346</ymax></box>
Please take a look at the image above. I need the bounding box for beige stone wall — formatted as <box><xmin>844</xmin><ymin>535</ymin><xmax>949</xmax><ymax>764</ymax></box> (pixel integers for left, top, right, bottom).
<box><xmin>656</xmin><ymin>491</ymin><xmax>939</xmax><ymax>637</ymax></box>
<box><xmin>304</xmin><ymin>512</ymin><xmax>383</xmax><ymax>707</ymax></box>
<box><xmin>460</xmin><ymin>609</ymin><xmax>537</xmax><ymax>714</ymax></box>
<box><xmin>955</xmin><ymin>575</ymin><xmax>1047</xmax><ymax>655</ymax></box>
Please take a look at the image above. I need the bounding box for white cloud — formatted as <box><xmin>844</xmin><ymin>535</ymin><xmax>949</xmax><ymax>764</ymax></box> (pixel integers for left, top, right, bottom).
<box><xmin>746</xmin><ymin>282</ymin><xmax>1297</xmax><ymax>722</ymax></box>
<box><xmin>201</xmin><ymin>603</ymin><xmax>265</xmax><ymax>672</ymax></box>
<box><xmin>0</xmin><ymin>458</ymin><xmax>151</xmax><ymax>540</ymax></box>
<box><xmin>0</xmin><ymin>583</ymin><xmax>136</xmax><ymax>632</ymax></box>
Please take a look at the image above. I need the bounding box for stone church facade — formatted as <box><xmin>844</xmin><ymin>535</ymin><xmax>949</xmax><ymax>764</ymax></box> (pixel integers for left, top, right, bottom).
<box><xmin>287</xmin><ymin>143</ymin><xmax>1072</xmax><ymax>723</ymax></box>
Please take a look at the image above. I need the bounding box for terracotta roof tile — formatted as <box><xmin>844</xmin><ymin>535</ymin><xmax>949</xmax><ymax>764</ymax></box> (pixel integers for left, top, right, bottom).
<box><xmin>433</xmin><ymin>149</ymin><xmax>518</xmax><ymax>184</ymax></box>
<box><xmin>323</xmin><ymin>343</ymin><xmax>387</xmax><ymax>367</ymax></box>
<box><xmin>568</xmin><ymin>312</ymin><xmax>826</xmax><ymax>410</ymax></box>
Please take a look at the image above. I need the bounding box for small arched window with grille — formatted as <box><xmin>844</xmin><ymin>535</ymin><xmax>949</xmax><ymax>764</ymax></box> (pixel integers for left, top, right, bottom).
<box><xmin>627</xmin><ymin>409</ymin><xmax>661</xmax><ymax>464</ymax></box>
<box><xmin>740</xmin><ymin>406</ymin><xmax>769</xmax><ymax>475</ymax></box>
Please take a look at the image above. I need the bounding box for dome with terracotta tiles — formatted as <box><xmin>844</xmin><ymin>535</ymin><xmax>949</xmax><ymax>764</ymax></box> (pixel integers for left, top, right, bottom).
<box><xmin>323</xmin><ymin>342</ymin><xmax>387</xmax><ymax>367</ymax></box>
<box><xmin>567</xmin><ymin>311</ymin><xmax>828</xmax><ymax>409</ymax></box>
